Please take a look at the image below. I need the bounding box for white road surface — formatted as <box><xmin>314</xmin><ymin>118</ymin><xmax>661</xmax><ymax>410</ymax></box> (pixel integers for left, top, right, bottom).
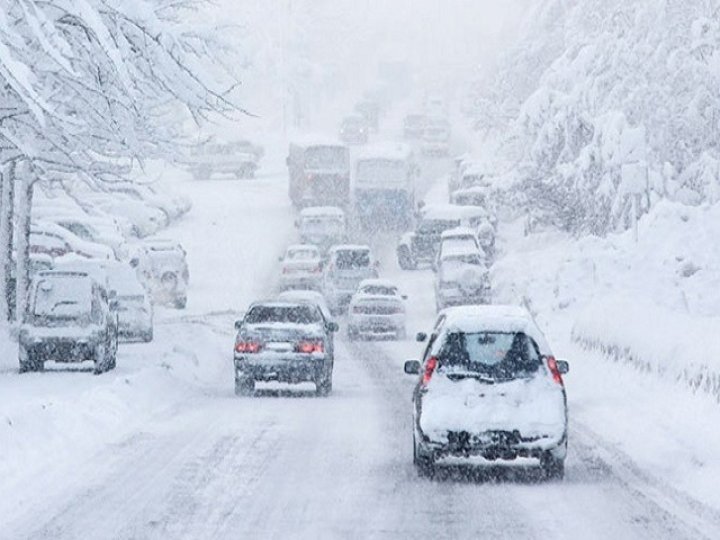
<box><xmin>2</xmin><ymin>159</ymin><xmax>720</xmax><ymax>540</ymax></box>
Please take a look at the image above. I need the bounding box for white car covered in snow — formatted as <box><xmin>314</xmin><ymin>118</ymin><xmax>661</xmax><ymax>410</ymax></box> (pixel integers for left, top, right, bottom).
<box><xmin>347</xmin><ymin>279</ymin><xmax>407</xmax><ymax>340</ymax></box>
<box><xmin>404</xmin><ymin>306</ymin><xmax>569</xmax><ymax>479</ymax></box>
<box><xmin>434</xmin><ymin>244</ymin><xmax>491</xmax><ymax>311</ymax></box>
<box><xmin>278</xmin><ymin>244</ymin><xmax>324</xmax><ymax>291</ymax></box>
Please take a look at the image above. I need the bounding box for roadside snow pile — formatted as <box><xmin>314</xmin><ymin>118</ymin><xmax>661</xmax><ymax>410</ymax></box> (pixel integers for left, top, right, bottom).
<box><xmin>493</xmin><ymin>200</ymin><xmax>720</xmax><ymax>399</ymax></box>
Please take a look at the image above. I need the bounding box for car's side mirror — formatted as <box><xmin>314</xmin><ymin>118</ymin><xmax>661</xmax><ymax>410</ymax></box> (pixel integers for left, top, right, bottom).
<box><xmin>326</xmin><ymin>321</ymin><xmax>339</xmax><ymax>333</ymax></box>
<box><xmin>234</xmin><ymin>320</ymin><xmax>243</xmax><ymax>330</ymax></box>
<box><xmin>416</xmin><ymin>332</ymin><xmax>427</xmax><ymax>342</ymax></box>
<box><xmin>404</xmin><ymin>360</ymin><xmax>421</xmax><ymax>375</ymax></box>
<box><xmin>401</xmin><ymin>294</ymin><xmax>408</xmax><ymax>300</ymax></box>
<box><xmin>556</xmin><ymin>360</ymin><xmax>570</xmax><ymax>375</ymax></box>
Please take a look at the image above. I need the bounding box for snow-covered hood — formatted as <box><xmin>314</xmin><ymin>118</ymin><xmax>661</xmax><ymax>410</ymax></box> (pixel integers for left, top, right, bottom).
<box><xmin>420</xmin><ymin>372</ymin><xmax>566</xmax><ymax>444</ymax></box>
<box><xmin>441</xmin><ymin>263</ymin><xmax>488</xmax><ymax>288</ymax></box>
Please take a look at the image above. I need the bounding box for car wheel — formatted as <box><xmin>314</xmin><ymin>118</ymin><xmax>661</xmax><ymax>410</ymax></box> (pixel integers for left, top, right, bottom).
<box><xmin>235</xmin><ymin>377</ymin><xmax>255</xmax><ymax>397</ymax></box>
<box><xmin>142</xmin><ymin>329</ymin><xmax>154</xmax><ymax>342</ymax></box>
<box><xmin>540</xmin><ymin>453</ymin><xmax>565</xmax><ymax>480</ymax></box>
<box><xmin>316</xmin><ymin>373</ymin><xmax>333</xmax><ymax>397</ymax></box>
<box><xmin>18</xmin><ymin>347</ymin><xmax>42</xmax><ymax>373</ymax></box>
<box><xmin>413</xmin><ymin>434</ymin><xmax>435</xmax><ymax>478</ymax></box>
<box><xmin>93</xmin><ymin>342</ymin><xmax>109</xmax><ymax>375</ymax></box>
<box><xmin>108</xmin><ymin>349</ymin><xmax>117</xmax><ymax>370</ymax></box>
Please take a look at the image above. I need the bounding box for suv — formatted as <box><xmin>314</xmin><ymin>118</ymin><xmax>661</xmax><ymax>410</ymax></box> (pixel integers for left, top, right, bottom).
<box><xmin>404</xmin><ymin>306</ymin><xmax>569</xmax><ymax>479</ymax></box>
<box><xmin>323</xmin><ymin>245</ymin><xmax>378</xmax><ymax>314</ymax></box>
<box><xmin>131</xmin><ymin>240</ymin><xmax>189</xmax><ymax>309</ymax></box>
<box><xmin>185</xmin><ymin>139</ymin><xmax>264</xmax><ymax>180</ymax></box>
<box><xmin>233</xmin><ymin>302</ymin><xmax>338</xmax><ymax>396</ymax></box>
<box><xmin>19</xmin><ymin>271</ymin><xmax>119</xmax><ymax>374</ymax></box>
<box><xmin>434</xmin><ymin>246</ymin><xmax>491</xmax><ymax>311</ymax></box>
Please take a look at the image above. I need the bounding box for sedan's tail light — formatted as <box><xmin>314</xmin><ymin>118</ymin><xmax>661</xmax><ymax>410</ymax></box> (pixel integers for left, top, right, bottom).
<box><xmin>422</xmin><ymin>356</ymin><xmax>438</xmax><ymax>386</ymax></box>
<box><xmin>546</xmin><ymin>355</ymin><xmax>564</xmax><ymax>385</ymax></box>
<box><xmin>296</xmin><ymin>340</ymin><xmax>324</xmax><ymax>354</ymax></box>
<box><xmin>235</xmin><ymin>340</ymin><xmax>262</xmax><ymax>354</ymax></box>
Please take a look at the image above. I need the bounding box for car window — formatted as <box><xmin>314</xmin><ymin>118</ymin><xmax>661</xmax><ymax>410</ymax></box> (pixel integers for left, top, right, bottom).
<box><xmin>418</xmin><ymin>219</ymin><xmax>460</xmax><ymax>234</ymax></box>
<box><xmin>305</xmin><ymin>146</ymin><xmax>348</xmax><ymax>170</ymax></box>
<box><xmin>361</xmin><ymin>285</ymin><xmax>397</xmax><ymax>296</ymax></box>
<box><xmin>32</xmin><ymin>277</ymin><xmax>94</xmax><ymax>324</ymax></box>
<box><xmin>334</xmin><ymin>250</ymin><xmax>370</xmax><ymax>269</ymax></box>
<box><xmin>435</xmin><ymin>331</ymin><xmax>541</xmax><ymax>379</ymax></box>
<box><xmin>287</xmin><ymin>249</ymin><xmax>318</xmax><ymax>260</ymax></box>
<box><xmin>302</xmin><ymin>217</ymin><xmax>344</xmax><ymax>235</ymax></box>
<box><xmin>245</xmin><ymin>305</ymin><xmax>322</xmax><ymax>325</ymax></box>
<box><xmin>442</xmin><ymin>254</ymin><xmax>483</xmax><ymax>266</ymax></box>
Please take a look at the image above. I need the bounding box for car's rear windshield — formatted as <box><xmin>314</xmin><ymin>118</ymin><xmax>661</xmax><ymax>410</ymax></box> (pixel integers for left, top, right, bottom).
<box><xmin>245</xmin><ymin>305</ymin><xmax>322</xmax><ymax>325</ymax></box>
<box><xmin>361</xmin><ymin>285</ymin><xmax>397</xmax><ymax>296</ymax></box>
<box><xmin>305</xmin><ymin>146</ymin><xmax>348</xmax><ymax>170</ymax></box>
<box><xmin>418</xmin><ymin>219</ymin><xmax>461</xmax><ymax>234</ymax></box>
<box><xmin>287</xmin><ymin>248</ymin><xmax>318</xmax><ymax>260</ymax></box>
<box><xmin>436</xmin><ymin>332</ymin><xmax>541</xmax><ymax>379</ymax></box>
<box><xmin>32</xmin><ymin>277</ymin><xmax>97</xmax><ymax>324</ymax></box>
<box><xmin>301</xmin><ymin>217</ymin><xmax>344</xmax><ymax>234</ymax></box>
<box><xmin>334</xmin><ymin>250</ymin><xmax>370</xmax><ymax>269</ymax></box>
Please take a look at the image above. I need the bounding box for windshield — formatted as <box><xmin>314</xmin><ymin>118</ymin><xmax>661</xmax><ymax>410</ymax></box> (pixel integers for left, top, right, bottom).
<box><xmin>334</xmin><ymin>250</ymin><xmax>370</xmax><ymax>269</ymax></box>
<box><xmin>305</xmin><ymin>146</ymin><xmax>348</xmax><ymax>170</ymax></box>
<box><xmin>418</xmin><ymin>219</ymin><xmax>460</xmax><ymax>235</ymax></box>
<box><xmin>356</xmin><ymin>159</ymin><xmax>407</xmax><ymax>186</ymax></box>
<box><xmin>245</xmin><ymin>305</ymin><xmax>322</xmax><ymax>325</ymax></box>
<box><xmin>435</xmin><ymin>332</ymin><xmax>541</xmax><ymax>379</ymax></box>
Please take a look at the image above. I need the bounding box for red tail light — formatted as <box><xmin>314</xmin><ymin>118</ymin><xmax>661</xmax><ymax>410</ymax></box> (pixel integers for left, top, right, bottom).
<box><xmin>546</xmin><ymin>356</ymin><xmax>564</xmax><ymax>385</ymax></box>
<box><xmin>422</xmin><ymin>356</ymin><xmax>438</xmax><ymax>386</ymax></box>
<box><xmin>296</xmin><ymin>340</ymin><xmax>324</xmax><ymax>354</ymax></box>
<box><xmin>235</xmin><ymin>340</ymin><xmax>261</xmax><ymax>354</ymax></box>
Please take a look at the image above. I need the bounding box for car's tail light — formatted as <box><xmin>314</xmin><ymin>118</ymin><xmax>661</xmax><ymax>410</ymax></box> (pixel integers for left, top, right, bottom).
<box><xmin>546</xmin><ymin>355</ymin><xmax>564</xmax><ymax>385</ymax></box>
<box><xmin>235</xmin><ymin>340</ymin><xmax>262</xmax><ymax>354</ymax></box>
<box><xmin>296</xmin><ymin>340</ymin><xmax>324</xmax><ymax>354</ymax></box>
<box><xmin>422</xmin><ymin>356</ymin><xmax>438</xmax><ymax>386</ymax></box>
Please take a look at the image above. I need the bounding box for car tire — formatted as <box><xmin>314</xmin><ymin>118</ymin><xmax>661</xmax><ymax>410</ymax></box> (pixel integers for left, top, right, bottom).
<box><xmin>108</xmin><ymin>349</ymin><xmax>117</xmax><ymax>371</ymax></box>
<box><xmin>315</xmin><ymin>373</ymin><xmax>333</xmax><ymax>397</ymax></box>
<box><xmin>18</xmin><ymin>347</ymin><xmax>42</xmax><ymax>373</ymax></box>
<box><xmin>540</xmin><ymin>453</ymin><xmax>565</xmax><ymax>480</ymax></box>
<box><xmin>93</xmin><ymin>342</ymin><xmax>110</xmax><ymax>375</ymax></box>
<box><xmin>142</xmin><ymin>329</ymin><xmax>154</xmax><ymax>342</ymax></box>
<box><xmin>235</xmin><ymin>377</ymin><xmax>255</xmax><ymax>397</ymax></box>
<box><xmin>413</xmin><ymin>434</ymin><xmax>435</xmax><ymax>478</ymax></box>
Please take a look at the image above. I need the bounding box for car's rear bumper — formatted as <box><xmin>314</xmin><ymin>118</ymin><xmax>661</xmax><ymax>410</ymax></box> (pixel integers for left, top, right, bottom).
<box><xmin>348</xmin><ymin>314</ymin><xmax>404</xmax><ymax>333</ymax></box>
<box><xmin>24</xmin><ymin>339</ymin><xmax>97</xmax><ymax>362</ymax></box>
<box><xmin>235</xmin><ymin>356</ymin><xmax>328</xmax><ymax>383</ymax></box>
<box><xmin>417</xmin><ymin>424</ymin><xmax>567</xmax><ymax>462</ymax></box>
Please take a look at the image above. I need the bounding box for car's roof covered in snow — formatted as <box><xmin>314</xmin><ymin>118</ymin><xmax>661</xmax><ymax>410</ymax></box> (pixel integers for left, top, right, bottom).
<box><xmin>300</xmin><ymin>206</ymin><xmax>345</xmax><ymax>218</ymax></box>
<box><xmin>358</xmin><ymin>278</ymin><xmax>398</xmax><ymax>289</ymax></box>
<box><xmin>441</xmin><ymin>227</ymin><xmax>477</xmax><ymax>239</ymax></box>
<box><xmin>438</xmin><ymin>305</ymin><xmax>552</xmax><ymax>354</ymax></box>
<box><xmin>356</xmin><ymin>143</ymin><xmax>414</xmax><ymax>161</ymax></box>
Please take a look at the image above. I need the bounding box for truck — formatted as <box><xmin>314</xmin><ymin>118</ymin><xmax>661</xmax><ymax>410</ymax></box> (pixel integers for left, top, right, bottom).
<box><xmin>287</xmin><ymin>139</ymin><xmax>351</xmax><ymax>209</ymax></box>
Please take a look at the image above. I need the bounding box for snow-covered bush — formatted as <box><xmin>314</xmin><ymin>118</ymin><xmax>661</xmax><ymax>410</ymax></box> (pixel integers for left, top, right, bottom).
<box><xmin>474</xmin><ymin>0</ymin><xmax>720</xmax><ymax>235</ymax></box>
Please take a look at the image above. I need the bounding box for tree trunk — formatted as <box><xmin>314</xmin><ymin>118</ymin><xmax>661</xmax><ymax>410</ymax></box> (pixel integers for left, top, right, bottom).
<box><xmin>0</xmin><ymin>161</ymin><xmax>16</xmax><ymax>322</ymax></box>
<box><xmin>14</xmin><ymin>163</ymin><xmax>33</xmax><ymax>323</ymax></box>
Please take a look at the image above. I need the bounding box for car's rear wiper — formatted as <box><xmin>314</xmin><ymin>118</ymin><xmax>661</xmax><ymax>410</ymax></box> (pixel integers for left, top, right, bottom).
<box><xmin>446</xmin><ymin>372</ymin><xmax>496</xmax><ymax>384</ymax></box>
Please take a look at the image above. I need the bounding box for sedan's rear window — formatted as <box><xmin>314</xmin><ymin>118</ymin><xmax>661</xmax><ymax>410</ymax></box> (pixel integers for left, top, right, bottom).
<box><xmin>436</xmin><ymin>332</ymin><xmax>540</xmax><ymax>379</ymax></box>
<box><xmin>245</xmin><ymin>305</ymin><xmax>322</xmax><ymax>325</ymax></box>
<box><xmin>334</xmin><ymin>250</ymin><xmax>370</xmax><ymax>269</ymax></box>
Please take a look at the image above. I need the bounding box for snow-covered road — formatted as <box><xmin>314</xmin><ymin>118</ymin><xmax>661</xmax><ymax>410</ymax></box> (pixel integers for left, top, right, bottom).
<box><xmin>2</xmin><ymin>163</ymin><xmax>720</xmax><ymax>539</ymax></box>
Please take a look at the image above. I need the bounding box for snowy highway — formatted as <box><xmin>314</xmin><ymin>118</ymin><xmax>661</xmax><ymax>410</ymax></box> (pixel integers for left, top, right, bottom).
<box><xmin>2</xmin><ymin>165</ymin><xmax>720</xmax><ymax>540</ymax></box>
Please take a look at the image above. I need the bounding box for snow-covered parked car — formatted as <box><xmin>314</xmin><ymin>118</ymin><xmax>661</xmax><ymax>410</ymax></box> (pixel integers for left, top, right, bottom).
<box><xmin>278</xmin><ymin>244</ymin><xmax>324</xmax><ymax>291</ymax></box>
<box><xmin>103</xmin><ymin>181</ymin><xmax>191</xmax><ymax>221</ymax></box>
<box><xmin>52</xmin><ymin>214</ymin><xmax>130</xmax><ymax>260</ymax></box>
<box><xmin>131</xmin><ymin>240</ymin><xmax>189</xmax><ymax>309</ymax></box>
<box><xmin>185</xmin><ymin>139</ymin><xmax>264</xmax><ymax>180</ymax></box>
<box><xmin>323</xmin><ymin>245</ymin><xmax>379</xmax><ymax>315</ymax></box>
<box><xmin>31</xmin><ymin>221</ymin><xmax>115</xmax><ymax>261</ymax></box>
<box><xmin>347</xmin><ymin>279</ymin><xmax>407</xmax><ymax>340</ymax></box>
<box><xmin>434</xmin><ymin>244</ymin><xmax>490</xmax><ymax>311</ymax></box>
<box><xmin>89</xmin><ymin>196</ymin><xmax>168</xmax><ymax>238</ymax></box>
<box><xmin>296</xmin><ymin>206</ymin><xmax>347</xmax><ymax>255</ymax></box>
<box><xmin>18</xmin><ymin>271</ymin><xmax>119</xmax><ymax>374</ymax></box>
<box><xmin>404</xmin><ymin>305</ymin><xmax>570</xmax><ymax>478</ymax></box>
<box><xmin>56</xmin><ymin>259</ymin><xmax>153</xmax><ymax>342</ymax></box>
<box><xmin>233</xmin><ymin>301</ymin><xmax>338</xmax><ymax>396</ymax></box>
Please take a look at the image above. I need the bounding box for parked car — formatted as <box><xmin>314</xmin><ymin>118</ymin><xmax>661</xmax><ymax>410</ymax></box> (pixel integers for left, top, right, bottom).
<box><xmin>102</xmin><ymin>181</ymin><xmax>191</xmax><ymax>221</ymax></box>
<box><xmin>403</xmin><ymin>113</ymin><xmax>426</xmax><ymax>140</ymax></box>
<box><xmin>233</xmin><ymin>301</ymin><xmax>338</xmax><ymax>396</ymax></box>
<box><xmin>31</xmin><ymin>221</ymin><xmax>115</xmax><ymax>261</ymax></box>
<box><xmin>52</xmin><ymin>214</ymin><xmax>130</xmax><ymax>260</ymax></box>
<box><xmin>404</xmin><ymin>305</ymin><xmax>569</xmax><ymax>478</ymax></box>
<box><xmin>185</xmin><ymin>139</ymin><xmax>264</xmax><ymax>180</ymax></box>
<box><xmin>56</xmin><ymin>259</ymin><xmax>153</xmax><ymax>342</ymax></box>
<box><xmin>347</xmin><ymin>279</ymin><xmax>407</xmax><ymax>340</ymax></box>
<box><xmin>18</xmin><ymin>271</ymin><xmax>119</xmax><ymax>374</ymax></box>
<box><xmin>131</xmin><ymin>240</ymin><xmax>188</xmax><ymax>309</ymax></box>
<box><xmin>89</xmin><ymin>196</ymin><xmax>167</xmax><ymax>238</ymax></box>
<box><xmin>434</xmin><ymin>245</ymin><xmax>491</xmax><ymax>311</ymax></box>
<box><xmin>278</xmin><ymin>244</ymin><xmax>324</xmax><ymax>291</ymax></box>
<box><xmin>397</xmin><ymin>204</ymin><xmax>489</xmax><ymax>270</ymax></box>
<box><xmin>296</xmin><ymin>206</ymin><xmax>347</xmax><ymax>255</ymax></box>
<box><xmin>323</xmin><ymin>245</ymin><xmax>379</xmax><ymax>315</ymax></box>
<box><xmin>339</xmin><ymin>115</ymin><xmax>369</xmax><ymax>145</ymax></box>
